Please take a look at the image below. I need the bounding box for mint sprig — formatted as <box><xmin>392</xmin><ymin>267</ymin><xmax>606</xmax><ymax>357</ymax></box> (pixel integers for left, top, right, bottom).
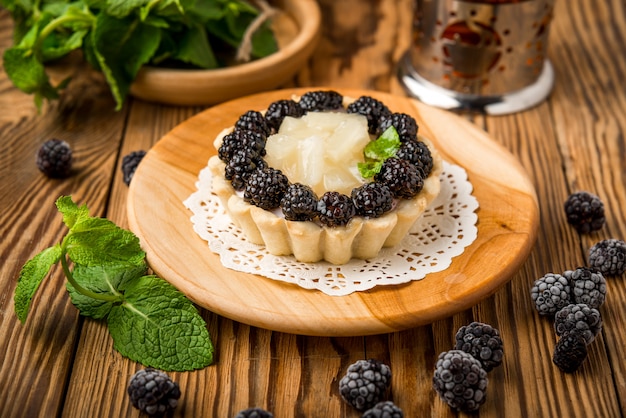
<box><xmin>14</xmin><ymin>196</ymin><xmax>214</xmax><ymax>371</ymax></box>
<box><xmin>358</xmin><ymin>126</ymin><xmax>401</xmax><ymax>178</ymax></box>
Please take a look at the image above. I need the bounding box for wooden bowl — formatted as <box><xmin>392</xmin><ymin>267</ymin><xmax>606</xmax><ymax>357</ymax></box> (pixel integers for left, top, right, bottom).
<box><xmin>129</xmin><ymin>0</ymin><xmax>321</xmax><ymax>106</ymax></box>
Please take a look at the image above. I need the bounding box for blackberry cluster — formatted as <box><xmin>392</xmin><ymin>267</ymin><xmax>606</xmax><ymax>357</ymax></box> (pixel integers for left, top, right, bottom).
<box><xmin>264</xmin><ymin>99</ymin><xmax>304</xmax><ymax>132</ymax></box>
<box><xmin>298</xmin><ymin>90</ymin><xmax>343</xmax><ymax>112</ymax></box>
<box><xmin>564</xmin><ymin>191</ymin><xmax>605</xmax><ymax>234</ymax></box>
<box><xmin>553</xmin><ymin>332</ymin><xmax>588</xmax><ymax>373</ymax></box>
<box><xmin>563</xmin><ymin>267</ymin><xmax>606</xmax><ymax>309</ymax></box>
<box><xmin>361</xmin><ymin>401</ymin><xmax>404</xmax><ymax>418</ymax></box>
<box><xmin>554</xmin><ymin>303</ymin><xmax>602</xmax><ymax>345</ymax></box>
<box><xmin>121</xmin><ymin>150</ymin><xmax>146</xmax><ymax>186</ymax></box>
<box><xmin>317</xmin><ymin>191</ymin><xmax>356</xmax><ymax>227</ymax></box>
<box><xmin>351</xmin><ymin>182</ymin><xmax>394</xmax><ymax>218</ymax></box>
<box><xmin>375</xmin><ymin>157</ymin><xmax>424</xmax><ymax>199</ymax></box>
<box><xmin>234</xmin><ymin>407</ymin><xmax>274</xmax><ymax>418</ymax></box>
<box><xmin>225</xmin><ymin>149</ymin><xmax>266</xmax><ymax>191</ymax></box>
<box><xmin>589</xmin><ymin>238</ymin><xmax>626</xmax><ymax>276</ymax></box>
<box><xmin>244</xmin><ymin>167</ymin><xmax>289</xmax><ymax>210</ymax></box>
<box><xmin>454</xmin><ymin>322</ymin><xmax>504</xmax><ymax>372</ymax></box>
<box><xmin>218</xmin><ymin>129</ymin><xmax>266</xmax><ymax>163</ymax></box>
<box><xmin>127</xmin><ymin>368</ymin><xmax>181</xmax><ymax>417</ymax></box>
<box><xmin>395</xmin><ymin>140</ymin><xmax>433</xmax><ymax>178</ymax></box>
<box><xmin>378</xmin><ymin>113</ymin><xmax>418</xmax><ymax>142</ymax></box>
<box><xmin>280</xmin><ymin>183</ymin><xmax>319</xmax><ymax>221</ymax></box>
<box><xmin>338</xmin><ymin>359</ymin><xmax>392</xmax><ymax>411</ymax></box>
<box><xmin>235</xmin><ymin>110</ymin><xmax>271</xmax><ymax>136</ymax></box>
<box><xmin>530</xmin><ymin>273</ymin><xmax>571</xmax><ymax>316</ymax></box>
<box><xmin>432</xmin><ymin>350</ymin><xmax>488</xmax><ymax>413</ymax></box>
<box><xmin>346</xmin><ymin>95</ymin><xmax>392</xmax><ymax>134</ymax></box>
<box><xmin>36</xmin><ymin>139</ymin><xmax>73</xmax><ymax>178</ymax></box>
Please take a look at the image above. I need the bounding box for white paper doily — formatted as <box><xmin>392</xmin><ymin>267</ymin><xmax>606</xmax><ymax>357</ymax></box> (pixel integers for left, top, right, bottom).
<box><xmin>184</xmin><ymin>161</ymin><xmax>478</xmax><ymax>296</ymax></box>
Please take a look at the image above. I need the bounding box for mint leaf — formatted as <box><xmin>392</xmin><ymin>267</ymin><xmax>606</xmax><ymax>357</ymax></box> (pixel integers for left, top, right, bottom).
<box><xmin>14</xmin><ymin>245</ymin><xmax>63</xmax><ymax>323</ymax></box>
<box><xmin>108</xmin><ymin>275</ymin><xmax>214</xmax><ymax>371</ymax></box>
<box><xmin>56</xmin><ymin>195</ymin><xmax>90</xmax><ymax>229</ymax></box>
<box><xmin>106</xmin><ymin>0</ymin><xmax>151</xmax><ymax>18</ymax></box>
<box><xmin>357</xmin><ymin>161</ymin><xmax>383</xmax><ymax>180</ymax></box>
<box><xmin>358</xmin><ymin>126</ymin><xmax>401</xmax><ymax>178</ymax></box>
<box><xmin>3</xmin><ymin>46</ymin><xmax>58</xmax><ymax>101</ymax></box>
<box><xmin>172</xmin><ymin>23</ymin><xmax>218</xmax><ymax>69</ymax></box>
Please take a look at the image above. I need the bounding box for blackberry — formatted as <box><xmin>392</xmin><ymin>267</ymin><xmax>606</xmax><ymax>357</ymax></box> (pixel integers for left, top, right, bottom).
<box><xmin>264</xmin><ymin>99</ymin><xmax>304</xmax><ymax>132</ymax></box>
<box><xmin>564</xmin><ymin>191</ymin><xmax>605</xmax><ymax>234</ymax></box>
<box><xmin>36</xmin><ymin>139</ymin><xmax>73</xmax><ymax>178</ymax></box>
<box><xmin>218</xmin><ymin>130</ymin><xmax>266</xmax><ymax>163</ymax></box>
<box><xmin>378</xmin><ymin>113</ymin><xmax>418</xmax><ymax>142</ymax></box>
<box><xmin>553</xmin><ymin>331</ymin><xmax>588</xmax><ymax>373</ymax></box>
<box><xmin>374</xmin><ymin>157</ymin><xmax>424</xmax><ymax>199</ymax></box>
<box><xmin>530</xmin><ymin>273</ymin><xmax>571</xmax><ymax>316</ymax></box>
<box><xmin>454</xmin><ymin>322</ymin><xmax>504</xmax><ymax>372</ymax></box>
<box><xmin>554</xmin><ymin>303</ymin><xmax>602</xmax><ymax>345</ymax></box>
<box><xmin>235</xmin><ymin>110</ymin><xmax>271</xmax><ymax>137</ymax></box>
<box><xmin>234</xmin><ymin>407</ymin><xmax>273</xmax><ymax>418</ymax></box>
<box><xmin>351</xmin><ymin>182</ymin><xmax>394</xmax><ymax>218</ymax></box>
<box><xmin>395</xmin><ymin>140</ymin><xmax>433</xmax><ymax>178</ymax></box>
<box><xmin>121</xmin><ymin>150</ymin><xmax>146</xmax><ymax>186</ymax></box>
<box><xmin>589</xmin><ymin>238</ymin><xmax>626</xmax><ymax>276</ymax></box>
<box><xmin>225</xmin><ymin>149</ymin><xmax>266</xmax><ymax>191</ymax></box>
<box><xmin>432</xmin><ymin>350</ymin><xmax>488</xmax><ymax>413</ymax></box>
<box><xmin>563</xmin><ymin>267</ymin><xmax>607</xmax><ymax>309</ymax></box>
<box><xmin>127</xmin><ymin>368</ymin><xmax>181</xmax><ymax>417</ymax></box>
<box><xmin>280</xmin><ymin>183</ymin><xmax>319</xmax><ymax>221</ymax></box>
<box><xmin>361</xmin><ymin>401</ymin><xmax>404</xmax><ymax>418</ymax></box>
<box><xmin>244</xmin><ymin>167</ymin><xmax>289</xmax><ymax>210</ymax></box>
<box><xmin>298</xmin><ymin>90</ymin><xmax>344</xmax><ymax>112</ymax></box>
<box><xmin>317</xmin><ymin>191</ymin><xmax>356</xmax><ymax>227</ymax></box>
<box><xmin>338</xmin><ymin>359</ymin><xmax>392</xmax><ymax>412</ymax></box>
<box><xmin>346</xmin><ymin>95</ymin><xmax>391</xmax><ymax>134</ymax></box>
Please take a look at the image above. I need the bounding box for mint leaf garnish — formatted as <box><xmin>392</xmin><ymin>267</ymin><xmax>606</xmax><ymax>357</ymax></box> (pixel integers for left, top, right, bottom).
<box><xmin>56</xmin><ymin>195</ymin><xmax>90</xmax><ymax>229</ymax></box>
<box><xmin>358</xmin><ymin>126</ymin><xmax>401</xmax><ymax>178</ymax></box>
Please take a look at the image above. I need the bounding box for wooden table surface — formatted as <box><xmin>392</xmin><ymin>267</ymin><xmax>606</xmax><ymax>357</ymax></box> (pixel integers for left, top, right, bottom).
<box><xmin>1</xmin><ymin>0</ymin><xmax>625</xmax><ymax>417</ymax></box>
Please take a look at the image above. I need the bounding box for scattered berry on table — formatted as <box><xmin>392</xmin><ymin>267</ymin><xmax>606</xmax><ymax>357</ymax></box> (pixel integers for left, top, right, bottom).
<box><xmin>432</xmin><ymin>350</ymin><xmax>488</xmax><ymax>413</ymax></box>
<box><xmin>378</xmin><ymin>113</ymin><xmax>418</xmax><ymax>142</ymax></box>
<box><xmin>280</xmin><ymin>183</ymin><xmax>319</xmax><ymax>221</ymax></box>
<box><xmin>588</xmin><ymin>238</ymin><xmax>626</xmax><ymax>276</ymax></box>
<box><xmin>317</xmin><ymin>191</ymin><xmax>356</xmax><ymax>227</ymax></box>
<box><xmin>530</xmin><ymin>273</ymin><xmax>572</xmax><ymax>316</ymax></box>
<box><xmin>218</xmin><ymin>130</ymin><xmax>266</xmax><ymax>163</ymax></box>
<box><xmin>339</xmin><ymin>359</ymin><xmax>392</xmax><ymax>412</ymax></box>
<box><xmin>361</xmin><ymin>400</ymin><xmax>404</xmax><ymax>418</ymax></box>
<box><xmin>264</xmin><ymin>99</ymin><xmax>304</xmax><ymax>132</ymax></box>
<box><xmin>346</xmin><ymin>95</ymin><xmax>392</xmax><ymax>134</ymax></box>
<box><xmin>225</xmin><ymin>149</ymin><xmax>266</xmax><ymax>191</ymax></box>
<box><xmin>454</xmin><ymin>322</ymin><xmax>504</xmax><ymax>372</ymax></box>
<box><xmin>234</xmin><ymin>407</ymin><xmax>274</xmax><ymax>418</ymax></box>
<box><xmin>395</xmin><ymin>139</ymin><xmax>433</xmax><ymax>178</ymax></box>
<box><xmin>121</xmin><ymin>150</ymin><xmax>146</xmax><ymax>186</ymax></box>
<box><xmin>563</xmin><ymin>267</ymin><xmax>607</xmax><ymax>309</ymax></box>
<box><xmin>552</xmin><ymin>331</ymin><xmax>588</xmax><ymax>373</ymax></box>
<box><xmin>563</xmin><ymin>191</ymin><xmax>605</xmax><ymax>234</ymax></box>
<box><xmin>298</xmin><ymin>90</ymin><xmax>344</xmax><ymax>112</ymax></box>
<box><xmin>244</xmin><ymin>167</ymin><xmax>289</xmax><ymax>210</ymax></box>
<box><xmin>554</xmin><ymin>303</ymin><xmax>602</xmax><ymax>345</ymax></box>
<box><xmin>127</xmin><ymin>368</ymin><xmax>181</xmax><ymax>417</ymax></box>
<box><xmin>235</xmin><ymin>110</ymin><xmax>271</xmax><ymax>137</ymax></box>
<box><xmin>374</xmin><ymin>157</ymin><xmax>424</xmax><ymax>199</ymax></box>
<box><xmin>36</xmin><ymin>139</ymin><xmax>73</xmax><ymax>178</ymax></box>
<box><xmin>351</xmin><ymin>182</ymin><xmax>394</xmax><ymax>218</ymax></box>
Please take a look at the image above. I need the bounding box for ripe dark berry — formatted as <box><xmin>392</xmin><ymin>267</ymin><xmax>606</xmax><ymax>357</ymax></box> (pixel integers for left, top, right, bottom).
<box><xmin>218</xmin><ymin>130</ymin><xmax>266</xmax><ymax>163</ymax></box>
<box><xmin>36</xmin><ymin>139</ymin><xmax>73</xmax><ymax>178</ymax></box>
<box><xmin>317</xmin><ymin>191</ymin><xmax>356</xmax><ymax>227</ymax></box>
<box><xmin>564</xmin><ymin>191</ymin><xmax>605</xmax><ymax>233</ymax></box>
<box><xmin>563</xmin><ymin>267</ymin><xmax>607</xmax><ymax>309</ymax></box>
<box><xmin>395</xmin><ymin>140</ymin><xmax>433</xmax><ymax>178</ymax></box>
<box><xmin>346</xmin><ymin>95</ymin><xmax>392</xmax><ymax>134</ymax></box>
<box><xmin>280</xmin><ymin>183</ymin><xmax>319</xmax><ymax>221</ymax></box>
<box><xmin>244</xmin><ymin>167</ymin><xmax>289</xmax><ymax>210</ymax></box>
<box><xmin>225</xmin><ymin>149</ymin><xmax>266</xmax><ymax>191</ymax></box>
<box><xmin>338</xmin><ymin>359</ymin><xmax>392</xmax><ymax>411</ymax></box>
<box><xmin>127</xmin><ymin>368</ymin><xmax>181</xmax><ymax>417</ymax></box>
<box><xmin>235</xmin><ymin>110</ymin><xmax>271</xmax><ymax>137</ymax></box>
<box><xmin>454</xmin><ymin>322</ymin><xmax>504</xmax><ymax>372</ymax></box>
<box><xmin>374</xmin><ymin>157</ymin><xmax>424</xmax><ymax>199</ymax></box>
<box><xmin>432</xmin><ymin>350</ymin><xmax>488</xmax><ymax>413</ymax></box>
<box><xmin>264</xmin><ymin>99</ymin><xmax>304</xmax><ymax>132</ymax></box>
<box><xmin>351</xmin><ymin>182</ymin><xmax>394</xmax><ymax>218</ymax></box>
<box><xmin>378</xmin><ymin>113</ymin><xmax>418</xmax><ymax>142</ymax></box>
<box><xmin>553</xmin><ymin>331</ymin><xmax>588</xmax><ymax>373</ymax></box>
<box><xmin>234</xmin><ymin>407</ymin><xmax>274</xmax><ymax>418</ymax></box>
<box><xmin>554</xmin><ymin>303</ymin><xmax>602</xmax><ymax>345</ymax></box>
<box><xmin>589</xmin><ymin>238</ymin><xmax>626</xmax><ymax>276</ymax></box>
<box><xmin>530</xmin><ymin>273</ymin><xmax>571</xmax><ymax>316</ymax></box>
<box><xmin>298</xmin><ymin>90</ymin><xmax>343</xmax><ymax>112</ymax></box>
<box><xmin>361</xmin><ymin>401</ymin><xmax>404</xmax><ymax>418</ymax></box>
<box><xmin>121</xmin><ymin>150</ymin><xmax>146</xmax><ymax>186</ymax></box>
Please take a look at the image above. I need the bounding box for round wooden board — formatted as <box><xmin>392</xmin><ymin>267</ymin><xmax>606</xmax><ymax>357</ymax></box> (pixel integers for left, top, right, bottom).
<box><xmin>127</xmin><ymin>88</ymin><xmax>539</xmax><ymax>336</ymax></box>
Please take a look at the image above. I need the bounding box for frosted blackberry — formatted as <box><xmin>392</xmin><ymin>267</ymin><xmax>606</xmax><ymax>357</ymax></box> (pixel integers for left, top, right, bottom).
<box><xmin>454</xmin><ymin>322</ymin><xmax>504</xmax><ymax>372</ymax></box>
<box><xmin>563</xmin><ymin>267</ymin><xmax>607</xmax><ymax>309</ymax></box>
<box><xmin>317</xmin><ymin>191</ymin><xmax>356</xmax><ymax>227</ymax></box>
<box><xmin>589</xmin><ymin>239</ymin><xmax>626</xmax><ymax>276</ymax></box>
<box><xmin>346</xmin><ymin>95</ymin><xmax>392</xmax><ymax>134</ymax></box>
<box><xmin>235</xmin><ymin>110</ymin><xmax>271</xmax><ymax>137</ymax></box>
<box><xmin>338</xmin><ymin>359</ymin><xmax>392</xmax><ymax>412</ymax></box>
<box><xmin>378</xmin><ymin>113</ymin><xmax>418</xmax><ymax>142</ymax></box>
<box><xmin>244</xmin><ymin>167</ymin><xmax>289</xmax><ymax>210</ymax></box>
<box><xmin>218</xmin><ymin>130</ymin><xmax>266</xmax><ymax>163</ymax></box>
<box><xmin>280</xmin><ymin>183</ymin><xmax>319</xmax><ymax>221</ymax></box>
<box><xmin>264</xmin><ymin>99</ymin><xmax>304</xmax><ymax>132</ymax></box>
<box><xmin>554</xmin><ymin>303</ymin><xmax>602</xmax><ymax>345</ymax></box>
<box><xmin>361</xmin><ymin>401</ymin><xmax>404</xmax><ymax>418</ymax></box>
<box><xmin>36</xmin><ymin>139</ymin><xmax>73</xmax><ymax>178</ymax></box>
<box><xmin>374</xmin><ymin>157</ymin><xmax>424</xmax><ymax>199</ymax></box>
<box><xmin>121</xmin><ymin>150</ymin><xmax>146</xmax><ymax>186</ymax></box>
<box><xmin>234</xmin><ymin>407</ymin><xmax>273</xmax><ymax>418</ymax></box>
<box><xmin>553</xmin><ymin>331</ymin><xmax>588</xmax><ymax>373</ymax></box>
<box><xmin>225</xmin><ymin>149</ymin><xmax>266</xmax><ymax>191</ymax></box>
<box><xmin>530</xmin><ymin>273</ymin><xmax>571</xmax><ymax>316</ymax></box>
<box><xmin>395</xmin><ymin>140</ymin><xmax>433</xmax><ymax>178</ymax></box>
<box><xmin>432</xmin><ymin>350</ymin><xmax>488</xmax><ymax>413</ymax></box>
<box><xmin>564</xmin><ymin>191</ymin><xmax>605</xmax><ymax>233</ymax></box>
<box><xmin>127</xmin><ymin>368</ymin><xmax>181</xmax><ymax>417</ymax></box>
<box><xmin>351</xmin><ymin>182</ymin><xmax>394</xmax><ymax>218</ymax></box>
<box><xmin>298</xmin><ymin>90</ymin><xmax>343</xmax><ymax>112</ymax></box>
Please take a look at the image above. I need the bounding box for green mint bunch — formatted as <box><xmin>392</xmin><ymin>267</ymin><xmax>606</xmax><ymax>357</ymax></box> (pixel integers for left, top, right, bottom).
<box><xmin>1</xmin><ymin>0</ymin><xmax>278</xmax><ymax>109</ymax></box>
<box><xmin>358</xmin><ymin>126</ymin><xmax>401</xmax><ymax>179</ymax></box>
<box><xmin>14</xmin><ymin>196</ymin><xmax>214</xmax><ymax>371</ymax></box>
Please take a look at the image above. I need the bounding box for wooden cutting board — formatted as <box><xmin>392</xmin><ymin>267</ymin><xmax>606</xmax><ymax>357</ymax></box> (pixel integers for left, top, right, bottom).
<box><xmin>127</xmin><ymin>87</ymin><xmax>539</xmax><ymax>336</ymax></box>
